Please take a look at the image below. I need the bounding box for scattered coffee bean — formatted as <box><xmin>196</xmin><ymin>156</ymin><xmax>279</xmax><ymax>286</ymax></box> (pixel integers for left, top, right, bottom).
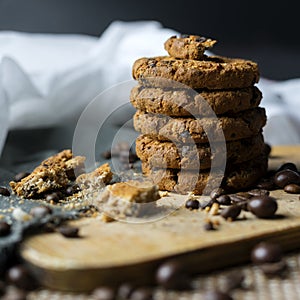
<box><xmin>155</xmin><ymin>259</ymin><xmax>191</xmax><ymax>290</ymax></box>
<box><xmin>45</xmin><ymin>192</ymin><xmax>60</xmax><ymax>203</ymax></box>
<box><xmin>216</xmin><ymin>195</ymin><xmax>231</xmax><ymax>206</ymax></box>
<box><xmin>0</xmin><ymin>187</ymin><xmax>10</xmax><ymax>196</ymax></box>
<box><xmin>203</xmin><ymin>221</ymin><xmax>215</xmax><ymax>231</ymax></box>
<box><xmin>256</xmin><ymin>179</ymin><xmax>276</xmax><ymax>191</ymax></box>
<box><xmin>276</xmin><ymin>162</ymin><xmax>298</xmax><ymax>173</ymax></box>
<box><xmin>284</xmin><ymin>183</ymin><xmax>300</xmax><ymax>194</ymax></box>
<box><xmin>248</xmin><ymin>196</ymin><xmax>277</xmax><ymax>218</ymax></box>
<box><xmin>57</xmin><ymin>225</ymin><xmax>79</xmax><ymax>238</ymax></box>
<box><xmin>118</xmin><ymin>282</ymin><xmax>136</xmax><ymax>299</ymax></box>
<box><xmin>247</xmin><ymin>189</ymin><xmax>269</xmax><ymax>197</ymax></box>
<box><xmin>14</xmin><ymin>172</ymin><xmax>30</xmax><ymax>182</ymax></box>
<box><xmin>0</xmin><ymin>221</ymin><xmax>11</xmax><ymax>236</ymax></box>
<box><xmin>265</xmin><ymin>143</ymin><xmax>272</xmax><ymax>156</ymax></box>
<box><xmin>185</xmin><ymin>199</ymin><xmax>200</xmax><ymax>210</ymax></box>
<box><xmin>258</xmin><ymin>260</ymin><xmax>287</xmax><ymax>277</ymax></box>
<box><xmin>220</xmin><ymin>205</ymin><xmax>241</xmax><ymax>220</ymax></box>
<box><xmin>251</xmin><ymin>242</ymin><xmax>282</xmax><ymax>264</ymax></box>
<box><xmin>101</xmin><ymin>150</ymin><xmax>112</xmax><ymax>160</ymax></box>
<box><xmin>92</xmin><ymin>286</ymin><xmax>115</xmax><ymax>300</ymax></box>
<box><xmin>223</xmin><ymin>271</ymin><xmax>245</xmax><ymax>292</ymax></box>
<box><xmin>210</xmin><ymin>188</ymin><xmax>226</xmax><ymax>200</ymax></box>
<box><xmin>130</xmin><ymin>287</ymin><xmax>153</xmax><ymax>300</ymax></box>
<box><xmin>203</xmin><ymin>290</ymin><xmax>233</xmax><ymax>300</ymax></box>
<box><xmin>274</xmin><ymin>169</ymin><xmax>300</xmax><ymax>188</ymax></box>
<box><xmin>7</xmin><ymin>265</ymin><xmax>37</xmax><ymax>290</ymax></box>
<box><xmin>29</xmin><ymin>206</ymin><xmax>52</xmax><ymax>218</ymax></box>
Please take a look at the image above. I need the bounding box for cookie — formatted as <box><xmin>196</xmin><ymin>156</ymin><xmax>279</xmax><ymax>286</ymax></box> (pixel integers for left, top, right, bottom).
<box><xmin>10</xmin><ymin>150</ymin><xmax>85</xmax><ymax>198</ymax></box>
<box><xmin>142</xmin><ymin>154</ymin><xmax>268</xmax><ymax>195</ymax></box>
<box><xmin>133</xmin><ymin>107</ymin><xmax>266</xmax><ymax>143</ymax></box>
<box><xmin>132</xmin><ymin>55</ymin><xmax>259</xmax><ymax>90</ymax></box>
<box><xmin>136</xmin><ymin>133</ymin><xmax>266</xmax><ymax>170</ymax></box>
<box><xmin>164</xmin><ymin>35</ymin><xmax>217</xmax><ymax>60</ymax></box>
<box><xmin>130</xmin><ymin>85</ymin><xmax>262</xmax><ymax>116</ymax></box>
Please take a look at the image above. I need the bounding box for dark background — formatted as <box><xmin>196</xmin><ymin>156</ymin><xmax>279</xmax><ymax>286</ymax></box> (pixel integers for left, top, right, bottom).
<box><xmin>0</xmin><ymin>0</ymin><xmax>299</xmax><ymax>80</ymax></box>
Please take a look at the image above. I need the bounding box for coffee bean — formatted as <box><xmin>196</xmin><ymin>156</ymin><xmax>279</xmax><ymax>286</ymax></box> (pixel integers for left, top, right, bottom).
<box><xmin>203</xmin><ymin>290</ymin><xmax>233</xmax><ymax>300</ymax></box>
<box><xmin>118</xmin><ymin>283</ymin><xmax>135</xmax><ymax>299</ymax></box>
<box><xmin>155</xmin><ymin>260</ymin><xmax>191</xmax><ymax>290</ymax></box>
<box><xmin>276</xmin><ymin>162</ymin><xmax>298</xmax><ymax>173</ymax></box>
<box><xmin>248</xmin><ymin>196</ymin><xmax>277</xmax><ymax>218</ymax></box>
<box><xmin>92</xmin><ymin>286</ymin><xmax>115</xmax><ymax>300</ymax></box>
<box><xmin>251</xmin><ymin>242</ymin><xmax>282</xmax><ymax>264</ymax></box>
<box><xmin>258</xmin><ymin>260</ymin><xmax>287</xmax><ymax>277</ymax></box>
<box><xmin>256</xmin><ymin>179</ymin><xmax>276</xmax><ymax>191</ymax></box>
<box><xmin>203</xmin><ymin>221</ymin><xmax>215</xmax><ymax>231</ymax></box>
<box><xmin>45</xmin><ymin>192</ymin><xmax>60</xmax><ymax>203</ymax></box>
<box><xmin>185</xmin><ymin>199</ymin><xmax>200</xmax><ymax>210</ymax></box>
<box><xmin>210</xmin><ymin>188</ymin><xmax>225</xmax><ymax>200</ymax></box>
<box><xmin>29</xmin><ymin>206</ymin><xmax>52</xmax><ymax>218</ymax></box>
<box><xmin>223</xmin><ymin>271</ymin><xmax>244</xmax><ymax>292</ymax></box>
<box><xmin>101</xmin><ymin>150</ymin><xmax>112</xmax><ymax>160</ymax></box>
<box><xmin>284</xmin><ymin>183</ymin><xmax>300</xmax><ymax>194</ymax></box>
<box><xmin>7</xmin><ymin>265</ymin><xmax>36</xmax><ymax>290</ymax></box>
<box><xmin>220</xmin><ymin>205</ymin><xmax>241</xmax><ymax>220</ymax></box>
<box><xmin>57</xmin><ymin>225</ymin><xmax>79</xmax><ymax>238</ymax></box>
<box><xmin>0</xmin><ymin>187</ymin><xmax>10</xmax><ymax>197</ymax></box>
<box><xmin>14</xmin><ymin>172</ymin><xmax>30</xmax><ymax>182</ymax></box>
<box><xmin>216</xmin><ymin>195</ymin><xmax>231</xmax><ymax>206</ymax></box>
<box><xmin>247</xmin><ymin>189</ymin><xmax>269</xmax><ymax>197</ymax></box>
<box><xmin>130</xmin><ymin>288</ymin><xmax>153</xmax><ymax>300</ymax></box>
<box><xmin>274</xmin><ymin>170</ymin><xmax>300</xmax><ymax>188</ymax></box>
<box><xmin>0</xmin><ymin>221</ymin><xmax>11</xmax><ymax>236</ymax></box>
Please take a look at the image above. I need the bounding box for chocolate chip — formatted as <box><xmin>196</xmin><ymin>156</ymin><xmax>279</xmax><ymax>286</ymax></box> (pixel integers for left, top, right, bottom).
<box><xmin>57</xmin><ymin>225</ymin><xmax>79</xmax><ymax>238</ymax></box>
<box><xmin>29</xmin><ymin>206</ymin><xmax>52</xmax><ymax>218</ymax></box>
<box><xmin>251</xmin><ymin>242</ymin><xmax>282</xmax><ymax>264</ymax></box>
<box><xmin>284</xmin><ymin>183</ymin><xmax>300</xmax><ymax>194</ymax></box>
<box><xmin>14</xmin><ymin>172</ymin><xmax>30</xmax><ymax>182</ymax></box>
<box><xmin>130</xmin><ymin>288</ymin><xmax>153</xmax><ymax>300</ymax></box>
<box><xmin>247</xmin><ymin>189</ymin><xmax>269</xmax><ymax>197</ymax></box>
<box><xmin>274</xmin><ymin>170</ymin><xmax>300</xmax><ymax>188</ymax></box>
<box><xmin>155</xmin><ymin>260</ymin><xmax>191</xmax><ymax>290</ymax></box>
<box><xmin>223</xmin><ymin>271</ymin><xmax>245</xmax><ymax>292</ymax></box>
<box><xmin>92</xmin><ymin>286</ymin><xmax>115</xmax><ymax>300</ymax></box>
<box><xmin>276</xmin><ymin>162</ymin><xmax>298</xmax><ymax>173</ymax></box>
<box><xmin>220</xmin><ymin>205</ymin><xmax>241</xmax><ymax>220</ymax></box>
<box><xmin>248</xmin><ymin>196</ymin><xmax>278</xmax><ymax>218</ymax></box>
<box><xmin>216</xmin><ymin>195</ymin><xmax>231</xmax><ymax>206</ymax></box>
<box><xmin>210</xmin><ymin>188</ymin><xmax>226</xmax><ymax>200</ymax></box>
<box><xmin>0</xmin><ymin>221</ymin><xmax>11</xmax><ymax>236</ymax></box>
<box><xmin>185</xmin><ymin>199</ymin><xmax>200</xmax><ymax>210</ymax></box>
<box><xmin>0</xmin><ymin>187</ymin><xmax>10</xmax><ymax>197</ymax></box>
<box><xmin>258</xmin><ymin>260</ymin><xmax>287</xmax><ymax>277</ymax></box>
<box><xmin>7</xmin><ymin>265</ymin><xmax>37</xmax><ymax>290</ymax></box>
<box><xmin>203</xmin><ymin>221</ymin><xmax>215</xmax><ymax>231</ymax></box>
<box><xmin>45</xmin><ymin>192</ymin><xmax>60</xmax><ymax>203</ymax></box>
<box><xmin>203</xmin><ymin>290</ymin><xmax>233</xmax><ymax>300</ymax></box>
<box><xmin>117</xmin><ymin>283</ymin><xmax>135</xmax><ymax>299</ymax></box>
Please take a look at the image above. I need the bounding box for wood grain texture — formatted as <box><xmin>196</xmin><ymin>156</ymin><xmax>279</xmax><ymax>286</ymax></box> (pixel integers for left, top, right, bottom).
<box><xmin>20</xmin><ymin>146</ymin><xmax>300</xmax><ymax>292</ymax></box>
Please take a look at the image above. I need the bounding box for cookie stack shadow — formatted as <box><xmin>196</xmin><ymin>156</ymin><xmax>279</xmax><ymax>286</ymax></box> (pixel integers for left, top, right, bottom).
<box><xmin>130</xmin><ymin>35</ymin><xmax>268</xmax><ymax>195</ymax></box>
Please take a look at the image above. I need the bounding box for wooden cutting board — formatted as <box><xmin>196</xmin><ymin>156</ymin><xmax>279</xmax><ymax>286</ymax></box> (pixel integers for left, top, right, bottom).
<box><xmin>20</xmin><ymin>146</ymin><xmax>300</xmax><ymax>292</ymax></box>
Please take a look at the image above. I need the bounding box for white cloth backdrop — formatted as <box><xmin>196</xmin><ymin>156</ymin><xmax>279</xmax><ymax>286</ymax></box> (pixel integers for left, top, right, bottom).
<box><xmin>0</xmin><ymin>20</ymin><xmax>299</xmax><ymax>155</ymax></box>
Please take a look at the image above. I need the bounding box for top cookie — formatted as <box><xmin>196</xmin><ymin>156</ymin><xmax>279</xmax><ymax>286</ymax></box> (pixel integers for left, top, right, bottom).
<box><xmin>132</xmin><ymin>56</ymin><xmax>259</xmax><ymax>90</ymax></box>
<box><xmin>164</xmin><ymin>35</ymin><xmax>216</xmax><ymax>60</ymax></box>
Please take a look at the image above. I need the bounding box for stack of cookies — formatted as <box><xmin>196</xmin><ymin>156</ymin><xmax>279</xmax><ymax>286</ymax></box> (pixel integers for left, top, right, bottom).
<box><xmin>131</xmin><ymin>35</ymin><xmax>268</xmax><ymax>195</ymax></box>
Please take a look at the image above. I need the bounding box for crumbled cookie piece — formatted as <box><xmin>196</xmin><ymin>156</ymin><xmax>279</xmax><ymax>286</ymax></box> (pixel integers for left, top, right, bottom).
<box><xmin>91</xmin><ymin>180</ymin><xmax>161</xmax><ymax>220</ymax></box>
<box><xmin>164</xmin><ymin>35</ymin><xmax>217</xmax><ymax>60</ymax></box>
<box><xmin>10</xmin><ymin>150</ymin><xmax>85</xmax><ymax>198</ymax></box>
